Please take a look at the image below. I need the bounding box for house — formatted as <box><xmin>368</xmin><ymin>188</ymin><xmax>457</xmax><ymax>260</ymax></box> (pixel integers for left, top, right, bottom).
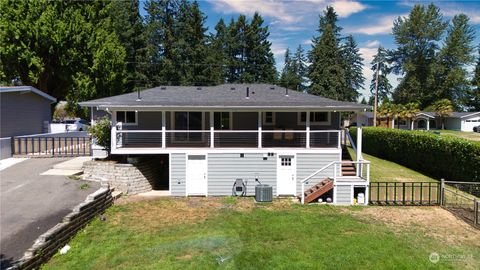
<box><xmin>0</xmin><ymin>86</ymin><xmax>56</xmax><ymax>137</ymax></box>
<box><xmin>80</xmin><ymin>84</ymin><xmax>371</xmax><ymax>205</ymax></box>
<box><xmin>355</xmin><ymin>111</ymin><xmax>480</xmax><ymax>132</ymax></box>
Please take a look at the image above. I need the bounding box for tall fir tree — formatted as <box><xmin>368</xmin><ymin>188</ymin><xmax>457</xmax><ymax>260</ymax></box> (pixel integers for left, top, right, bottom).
<box><xmin>370</xmin><ymin>47</ymin><xmax>392</xmax><ymax>103</ymax></box>
<box><xmin>293</xmin><ymin>45</ymin><xmax>308</xmax><ymax>91</ymax></box>
<box><xmin>205</xmin><ymin>18</ymin><xmax>228</xmax><ymax>85</ymax></box>
<box><xmin>280</xmin><ymin>45</ymin><xmax>307</xmax><ymax>91</ymax></box>
<box><xmin>308</xmin><ymin>7</ymin><xmax>346</xmax><ymax>100</ymax></box>
<box><xmin>243</xmin><ymin>13</ymin><xmax>276</xmax><ymax>83</ymax></box>
<box><xmin>434</xmin><ymin>14</ymin><xmax>475</xmax><ymax>109</ymax></box>
<box><xmin>109</xmin><ymin>0</ymin><xmax>146</xmax><ymax>92</ymax></box>
<box><xmin>391</xmin><ymin>4</ymin><xmax>448</xmax><ymax>107</ymax></box>
<box><xmin>341</xmin><ymin>35</ymin><xmax>364</xmax><ymax>102</ymax></box>
<box><xmin>467</xmin><ymin>46</ymin><xmax>480</xmax><ymax>111</ymax></box>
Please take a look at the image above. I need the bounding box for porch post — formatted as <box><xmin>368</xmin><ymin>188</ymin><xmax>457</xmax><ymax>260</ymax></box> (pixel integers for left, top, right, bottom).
<box><xmin>161</xmin><ymin>111</ymin><xmax>166</xmax><ymax>148</ymax></box>
<box><xmin>391</xmin><ymin>117</ymin><xmax>395</xmax><ymax>129</ymax></box>
<box><xmin>427</xmin><ymin>119</ymin><xmax>430</xmax><ymax>131</ymax></box>
<box><xmin>306</xmin><ymin>111</ymin><xmax>310</xmax><ymax>148</ymax></box>
<box><xmin>356</xmin><ymin>127</ymin><xmax>362</xmax><ymax>177</ymax></box>
<box><xmin>111</xmin><ymin>110</ymin><xmax>117</xmax><ymax>152</ymax></box>
<box><xmin>258</xmin><ymin>112</ymin><xmax>262</xmax><ymax>148</ymax></box>
<box><xmin>210</xmin><ymin>111</ymin><xmax>214</xmax><ymax>148</ymax></box>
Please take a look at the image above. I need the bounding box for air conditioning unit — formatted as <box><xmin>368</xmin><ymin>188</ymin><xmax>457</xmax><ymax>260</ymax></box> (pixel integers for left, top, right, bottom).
<box><xmin>255</xmin><ymin>184</ymin><xmax>272</xmax><ymax>202</ymax></box>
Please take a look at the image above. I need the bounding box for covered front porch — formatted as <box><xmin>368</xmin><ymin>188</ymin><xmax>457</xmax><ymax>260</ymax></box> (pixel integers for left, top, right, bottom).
<box><xmin>110</xmin><ymin>110</ymin><xmax>343</xmax><ymax>152</ymax></box>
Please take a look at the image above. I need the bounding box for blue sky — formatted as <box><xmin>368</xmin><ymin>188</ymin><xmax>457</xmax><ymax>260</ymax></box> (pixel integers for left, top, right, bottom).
<box><xmin>140</xmin><ymin>0</ymin><xmax>480</xmax><ymax>99</ymax></box>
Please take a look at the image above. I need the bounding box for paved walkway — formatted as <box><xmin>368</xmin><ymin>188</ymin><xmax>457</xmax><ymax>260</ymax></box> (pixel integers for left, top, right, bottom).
<box><xmin>0</xmin><ymin>158</ymin><xmax>98</xmax><ymax>268</ymax></box>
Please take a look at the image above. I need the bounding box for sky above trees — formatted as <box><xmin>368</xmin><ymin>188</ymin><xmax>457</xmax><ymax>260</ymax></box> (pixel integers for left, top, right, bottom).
<box><xmin>138</xmin><ymin>0</ymin><xmax>480</xmax><ymax>99</ymax></box>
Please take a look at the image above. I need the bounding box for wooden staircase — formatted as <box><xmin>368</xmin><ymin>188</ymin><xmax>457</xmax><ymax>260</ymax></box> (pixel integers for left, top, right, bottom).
<box><xmin>302</xmin><ymin>179</ymin><xmax>334</xmax><ymax>204</ymax></box>
<box><xmin>341</xmin><ymin>147</ymin><xmax>356</xmax><ymax>177</ymax></box>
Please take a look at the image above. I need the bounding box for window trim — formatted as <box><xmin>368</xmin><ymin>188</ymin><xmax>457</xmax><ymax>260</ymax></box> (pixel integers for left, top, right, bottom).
<box><xmin>297</xmin><ymin>112</ymin><xmax>331</xmax><ymax>125</ymax></box>
<box><xmin>115</xmin><ymin>111</ymin><xmax>138</xmax><ymax>126</ymax></box>
<box><xmin>263</xmin><ymin>112</ymin><xmax>276</xmax><ymax>126</ymax></box>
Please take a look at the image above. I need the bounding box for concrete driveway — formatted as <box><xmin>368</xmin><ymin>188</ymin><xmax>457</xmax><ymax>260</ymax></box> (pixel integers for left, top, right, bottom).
<box><xmin>0</xmin><ymin>158</ymin><xmax>99</xmax><ymax>268</ymax></box>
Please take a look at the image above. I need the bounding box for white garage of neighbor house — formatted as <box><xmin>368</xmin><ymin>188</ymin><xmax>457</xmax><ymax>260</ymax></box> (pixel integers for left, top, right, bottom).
<box><xmin>80</xmin><ymin>84</ymin><xmax>372</xmax><ymax>205</ymax></box>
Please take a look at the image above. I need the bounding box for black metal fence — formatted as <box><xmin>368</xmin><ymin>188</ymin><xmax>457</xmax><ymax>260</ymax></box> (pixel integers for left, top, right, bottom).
<box><xmin>369</xmin><ymin>182</ymin><xmax>440</xmax><ymax>205</ymax></box>
<box><xmin>442</xmin><ymin>181</ymin><xmax>479</xmax><ymax>229</ymax></box>
<box><xmin>12</xmin><ymin>136</ymin><xmax>92</xmax><ymax>157</ymax></box>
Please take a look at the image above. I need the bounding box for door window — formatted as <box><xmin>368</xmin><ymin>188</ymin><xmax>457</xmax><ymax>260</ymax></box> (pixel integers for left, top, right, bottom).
<box><xmin>281</xmin><ymin>157</ymin><xmax>292</xmax><ymax>166</ymax></box>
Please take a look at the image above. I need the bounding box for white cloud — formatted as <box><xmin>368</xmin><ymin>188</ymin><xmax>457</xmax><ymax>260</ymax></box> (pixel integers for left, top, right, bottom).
<box><xmin>364</xmin><ymin>40</ymin><xmax>380</xmax><ymax>48</ymax></box>
<box><xmin>330</xmin><ymin>1</ymin><xmax>368</xmax><ymax>18</ymax></box>
<box><xmin>346</xmin><ymin>14</ymin><xmax>404</xmax><ymax>35</ymax></box>
<box><xmin>206</xmin><ymin>0</ymin><xmax>298</xmax><ymax>23</ymax></box>
<box><xmin>206</xmin><ymin>0</ymin><xmax>368</xmax><ymax>25</ymax></box>
<box><xmin>303</xmin><ymin>39</ymin><xmax>313</xmax><ymax>45</ymax></box>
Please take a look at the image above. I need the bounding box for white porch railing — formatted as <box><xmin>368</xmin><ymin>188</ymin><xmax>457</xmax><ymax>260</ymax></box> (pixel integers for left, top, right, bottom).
<box><xmin>112</xmin><ymin>128</ymin><xmax>341</xmax><ymax>149</ymax></box>
<box><xmin>300</xmin><ymin>160</ymin><xmax>371</xmax><ymax>204</ymax></box>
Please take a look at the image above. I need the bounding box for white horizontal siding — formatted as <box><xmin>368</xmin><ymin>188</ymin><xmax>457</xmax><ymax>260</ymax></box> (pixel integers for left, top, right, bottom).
<box><xmin>335</xmin><ymin>185</ymin><xmax>352</xmax><ymax>205</ymax></box>
<box><xmin>170</xmin><ymin>153</ymin><xmax>186</xmax><ymax>196</ymax></box>
<box><xmin>296</xmin><ymin>153</ymin><xmax>338</xmax><ymax>194</ymax></box>
<box><xmin>208</xmin><ymin>153</ymin><xmax>276</xmax><ymax>196</ymax></box>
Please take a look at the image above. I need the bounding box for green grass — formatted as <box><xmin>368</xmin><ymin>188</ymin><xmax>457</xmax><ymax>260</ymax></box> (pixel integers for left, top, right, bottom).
<box><xmin>348</xmin><ymin>147</ymin><xmax>437</xmax><ymax>182</ymax></box>
<box><xmin>43</xmin><ymin>198</ymin><xmax>479</xmax><ymax>270</ymax></box>
<box><xmin>429</xmin><ymin>130</ymin><xmax>480</xmax><ymax>142</ymax></box>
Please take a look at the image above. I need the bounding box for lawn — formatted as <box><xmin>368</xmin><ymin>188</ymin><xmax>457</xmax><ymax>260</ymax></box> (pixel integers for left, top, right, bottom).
<box><xmin>347</xmin><ymin>148</ymin><xmax>437</xmax><ymax>182</ymax></box>
<box><xmin>428</xmin><ymin>130</ymin><xmax>480</xmax><ymax>142</ymax></box>
<box><xmin>43</xmin><ymin>198</ymin><xmax>479</xmax><ymax>270</ymax></box>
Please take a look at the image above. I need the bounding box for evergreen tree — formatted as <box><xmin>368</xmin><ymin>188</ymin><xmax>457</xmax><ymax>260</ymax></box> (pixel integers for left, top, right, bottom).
<box><xmin>466</xmin><ymin>46</ymin><xmax>480</xmax><ymax>111</ymax></box>
<box><xmin>109</xmin><ymin>0</ymin><xmax>146</xmax><ymax>92</ymax></box>
<box><xmin>205</xmin><ymin>18</ymin><xmax>228</xmax><ymax>85</ymax></box>
<box><xmin>309</xmin><ymin>7</ymin><xmax>346</xmax><ymax>100</ymax></box>
<box><xmin>243</xmin><ymin>13</ymin><xmax>276</xmax><ymax>83</ymax></box>
<box><xmin>175</xmin><ymin>0</ymin><xmax>209</xmax><ymax>85</ymax></box>
<box><xmin>360</xmin><ymin>97</ymin><xmax>367</xmax><ymax>104</ymax></box>
<box><xmin>434</xmin><ymin>14</ymin><xmax>475</xmax><ymax>108</ymax></box>
<box><xmin>391</xmin><ymin>4</ymin><xmax>448</xmax><ymax>107</ymax></box>
<box><xmin>0</xmin><ymin>0</ymin><xmax>126</xmax><ymax>108</ymax></box>
<box><xmin>341</xmin><ymin>35</ymin><xmax>364</xmax><ymax>102</ymax></box>
<box><xmin>370</xmin><ymin>47</ymin><xmax>392</xmax><ymax>103</ymax></box>
<box><xmin>293</xmin><ymin>45</ymin><xmax>308</xmax><ymax>92</ymax></box>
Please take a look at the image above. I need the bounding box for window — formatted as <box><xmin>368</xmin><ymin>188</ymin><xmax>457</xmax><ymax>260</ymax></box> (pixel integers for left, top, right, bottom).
<box><xmin>263</xmin><ymin>112</ymin><xmax>275</xmax><ymax>125</ymax></box>
<box><xmin>173</xmin><ymin>112</ymin><xmax>204</xmax><ymax>142</ymax></box>
<box><xmin>116</xmin><ymin>111</ymin><xmax>137</xmax><ymax>125</ymax></box>
<box><xmin>398</xmin><ymin>120</ymin><xmax>407</xmax><ymax>126</ymax></box>
<box><xmin>214</xmin><ymin>112</ymin><xmax>231</xmax><ymax>130</ymax></box>
<box><xmin>281</xmin><ymin>157</ymin><xmax>292</xmax><ymax>166</ymax></box>
<box><xmin>298</xmin><ymin>112</ymin><xmax>330</xmax><ymax>125</ymax></box>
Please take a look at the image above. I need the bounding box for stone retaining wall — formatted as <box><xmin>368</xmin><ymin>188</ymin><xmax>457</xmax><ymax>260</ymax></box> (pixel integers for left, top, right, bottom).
<box><xmin>82</xmin><ymin>159</ymin><xmax>159</xmax><ymax>194</ymax></box>
<box><xmin>10</xmin><ymin>187</ymin><xmax>114</xmax><ymax>270</ymax></box>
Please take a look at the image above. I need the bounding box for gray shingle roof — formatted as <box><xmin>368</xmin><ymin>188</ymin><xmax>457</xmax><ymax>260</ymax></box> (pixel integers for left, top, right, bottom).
<box><xmin>0</xmin><ymin>86</ymin><xmax>57</xmax><ymax>103</ymax></box>
<box><xmin>79</xmin><ymin>84</ymin><xmax>371</xmax><ymax>111</ymax></box>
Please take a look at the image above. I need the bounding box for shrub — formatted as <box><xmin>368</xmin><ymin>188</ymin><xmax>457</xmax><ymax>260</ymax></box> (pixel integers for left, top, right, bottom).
<box><xmin>88</xmin><ymin>116</ymin><xmax>111</xmax><ymax>153</ymax></box>
<box><xmin>349</xmin><ymin>127</ymin><xmax>480</xmax><ymax>182</ymax></box>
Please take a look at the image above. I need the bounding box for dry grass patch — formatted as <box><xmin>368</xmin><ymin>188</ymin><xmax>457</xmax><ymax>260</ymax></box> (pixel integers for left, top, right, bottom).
<box><xmin>353</xmin><ymin>206</ymin><xmax>480</xmax><ymax>247</ymax></box>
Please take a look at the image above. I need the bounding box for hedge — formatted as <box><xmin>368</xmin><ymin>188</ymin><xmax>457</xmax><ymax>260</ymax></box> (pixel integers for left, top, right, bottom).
<box><xmin>349</xmin><ymin>127</ymin><xmax>480</xmax><ymax>182</ymax></box>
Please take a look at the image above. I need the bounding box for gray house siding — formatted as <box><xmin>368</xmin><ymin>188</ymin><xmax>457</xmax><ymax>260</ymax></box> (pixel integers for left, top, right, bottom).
<box><xmin>208</xmin><ymin>153</ymin><xmax>276</xmax><ymax>196</ymax></box>
<box><xmin>335</xmin><ymin>185</ymin><xmax>352</xmax><ymax>205</ymax></box>
<box><xmin>0</xmin><ymin>92</ymin><xmax>52</xmax><ymax>137</ymax></box>
<box><xmin>170</xmin><ymin>153</ymin><xmax>186</xmax><ymax>196</ymax></box>
<box><xmin>296</xmin><ymin>153</ymin><xmax>339</xmax><ymax>193</ymax></box>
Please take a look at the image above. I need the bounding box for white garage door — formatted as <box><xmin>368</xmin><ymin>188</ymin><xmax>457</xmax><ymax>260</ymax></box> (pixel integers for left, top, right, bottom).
<box><xmin>463</xmin><ymin>117</ymin><xmax>480</xmax><ymax>132</ymax></box>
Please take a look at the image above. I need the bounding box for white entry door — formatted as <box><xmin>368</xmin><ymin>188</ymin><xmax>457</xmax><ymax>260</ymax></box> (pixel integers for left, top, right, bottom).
<box><xmin>186</xmin><ymin>155</ymin><xmax>207</xmax><ymax>196</ymax></box>
<box><xmin>277</xmin><ymin>155</ymin><xmax>296</xmax><ymax>195</ymax></box>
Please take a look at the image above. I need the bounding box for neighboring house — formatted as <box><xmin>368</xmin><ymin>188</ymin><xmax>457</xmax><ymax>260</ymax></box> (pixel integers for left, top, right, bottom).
<box><xmin>355</xmin><ymin>111</ymin><xmax>480</xmax><ymax>132</ymax></box>
<box><xmin>80</xmin><ymin>84</ymin><xmax>371</xmax><ymax>205</ymax></box>
<box><xmin>0</xmin><ymin>86</ymin><xmax>56</xmax><ymax>137</ymax></box>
